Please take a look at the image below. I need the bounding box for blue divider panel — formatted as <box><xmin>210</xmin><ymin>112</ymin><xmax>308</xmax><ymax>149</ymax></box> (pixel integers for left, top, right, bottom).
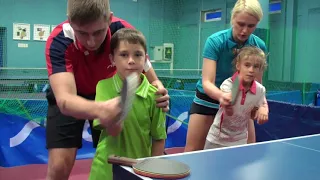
<box><xmin>1</xmin><ymin>91</ymin><xmax>320</xmax><ymax>167</ymax></box>
<box><xmin>0</xmin><ymin>113</ymin><xmax>95</xmax><ymax>167</ymax></box>
<box><xmin>255</xmin><ymin>100</ymin><xmax>320</xmax><ymax>142</ymax></box>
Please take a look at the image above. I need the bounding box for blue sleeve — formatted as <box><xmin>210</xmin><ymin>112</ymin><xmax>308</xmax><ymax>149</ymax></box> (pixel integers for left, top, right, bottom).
<box><xmin>202</xmin><ymin>36</ymin><xmax>221</xmax><ymax>61</ymax></box>
<box><xmin>260</xmin><ymin>41</ymin><xmax>267</xmax><ymax>54</ymax></box>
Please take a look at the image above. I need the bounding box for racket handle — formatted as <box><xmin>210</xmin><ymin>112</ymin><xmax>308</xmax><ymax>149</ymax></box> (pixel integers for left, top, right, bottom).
<box><xmin>108</xmin><ymin>154</ymin><xmax>138</xmax><ymax>167</ymax></box>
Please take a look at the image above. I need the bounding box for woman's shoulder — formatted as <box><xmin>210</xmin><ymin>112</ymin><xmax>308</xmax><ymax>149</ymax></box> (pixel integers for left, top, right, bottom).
<box><xmin>207</xmin><ymin>28</ymin><xmax>230</xmax><ymax>42</ymax></box>
<box><xmin>249</xmin><ymin>34</ymin><xmax>267</xmax><ymax>50</ymax></box>
<box><xmin>205</xmin><ymin>28</ymin><xmax>231</xmax><ymax>47</ymax></box>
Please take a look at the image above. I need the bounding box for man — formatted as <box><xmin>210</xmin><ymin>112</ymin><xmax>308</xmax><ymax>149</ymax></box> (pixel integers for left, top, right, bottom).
<box><xmin>45</xmin><ymin>0</ymin><xmax>169</xmax><ymax>179</ymax></box>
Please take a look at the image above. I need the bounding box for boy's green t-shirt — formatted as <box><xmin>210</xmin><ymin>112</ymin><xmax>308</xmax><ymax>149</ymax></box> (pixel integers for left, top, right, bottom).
<box><xmin>89</xmin><ymin>73</ymin><xmax>167</xmax><ymax>180</ymax></box>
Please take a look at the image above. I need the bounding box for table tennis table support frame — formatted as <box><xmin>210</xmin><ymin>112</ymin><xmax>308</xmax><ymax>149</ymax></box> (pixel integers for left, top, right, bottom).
<box><xmin>112</xmin><ymin>165</ymin><xmax>144</xmax><ymax>180</ymax></box>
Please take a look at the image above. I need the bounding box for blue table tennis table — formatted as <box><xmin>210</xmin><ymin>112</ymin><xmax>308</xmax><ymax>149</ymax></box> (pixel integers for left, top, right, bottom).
<box><xmin>112</xmin><ymin>134</ymin><xmax>320</xmax><ymax>180</ymax></box>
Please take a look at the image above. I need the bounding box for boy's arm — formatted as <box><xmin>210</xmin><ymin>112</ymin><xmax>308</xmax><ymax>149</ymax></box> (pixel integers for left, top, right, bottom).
<box><xmin>151</xmin><ymin>139</ymin><xmax>165</xmax><ymax>156</ymax></box>
<box><xmin>150</xmin><ymin>95</ymin><xmax>167</xmax><ymax>156</ymax></box>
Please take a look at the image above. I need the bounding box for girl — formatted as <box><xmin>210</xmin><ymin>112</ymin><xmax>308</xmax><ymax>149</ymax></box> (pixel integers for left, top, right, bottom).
<box><xmin>205</xmin><ymin>46</ymin><xmax>268</xmax><ymax>149</ymax></box>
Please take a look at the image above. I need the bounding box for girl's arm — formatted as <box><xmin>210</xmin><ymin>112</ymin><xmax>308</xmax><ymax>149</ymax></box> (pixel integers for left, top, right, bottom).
<box><xmin>247</xmin><ymin>119</ymin><xmax>256</xmax><ymax>143</ymax></box>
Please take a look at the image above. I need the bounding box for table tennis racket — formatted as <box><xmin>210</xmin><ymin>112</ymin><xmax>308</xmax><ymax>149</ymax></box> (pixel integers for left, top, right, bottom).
<box><xmin>108</xmin><ymin>154</ymin><xmax>191</xmax><ymax>179</ymax></box>
<box><xmin>230</xmin><ymin>76</ymin><xmax>240</xmax><ymax>105</ymax></box>
<box><xmin>118</xmin><ymin>73</ymin><xmax>139</xmax><ymax>123</ymax></box>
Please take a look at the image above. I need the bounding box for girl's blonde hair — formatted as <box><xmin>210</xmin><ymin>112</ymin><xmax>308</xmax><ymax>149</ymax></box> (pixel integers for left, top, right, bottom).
<box><xmin>230</xmin><ymin>0</ymin><xmax>263</xmax><ymax>25</ymax></box>
<box><xmin>232</xmin><ymin>46</ymin><xmax>268</xmax><ymax>72</ymax></box>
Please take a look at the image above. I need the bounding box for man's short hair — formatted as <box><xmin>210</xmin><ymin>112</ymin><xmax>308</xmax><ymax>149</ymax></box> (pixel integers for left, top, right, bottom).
<box><xmin>67</xmin><ymin>0</ymin><xmax>111</xmax><ymax>25</ymax></box>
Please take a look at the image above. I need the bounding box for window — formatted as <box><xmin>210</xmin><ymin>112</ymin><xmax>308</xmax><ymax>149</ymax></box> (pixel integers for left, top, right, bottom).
<box><xmin>0</xmin><ymin>27</ymin><xmax>6</xmax><ymax>68</ymax></box>
<box><xmin>202</xmin><ymin>9</ymin><xmax>222</xmax><ymax>22</ymax></box>
<box><xmin>269</xmin><ymin>1</ymin><xmax>281</xmax><ymax>14</ymax></box>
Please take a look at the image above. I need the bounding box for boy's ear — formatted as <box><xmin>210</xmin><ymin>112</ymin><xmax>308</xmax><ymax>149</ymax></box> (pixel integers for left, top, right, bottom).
<box><xmin>109</xmin><ymin>54</ymin><xmax>115</xmax><ymax>65</ymax></box>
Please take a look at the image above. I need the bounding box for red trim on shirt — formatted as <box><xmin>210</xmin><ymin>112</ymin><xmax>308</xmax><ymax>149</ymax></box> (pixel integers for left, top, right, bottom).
<box><xmin>231</xmin><ymin>72</ymin><xmax>257</xmax><ymax>94</ymax></box>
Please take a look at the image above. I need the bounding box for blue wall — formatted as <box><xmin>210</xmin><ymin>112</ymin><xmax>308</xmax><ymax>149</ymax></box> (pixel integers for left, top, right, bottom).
<box><xmin>0</xmin><ymin>0</ymin><xmax>152</xmax><ymax>68</ymax></box>
<box><xmin>0</xmin><ymin>0</ymin><xmax>66</xmax><ymax>67</ymax></box>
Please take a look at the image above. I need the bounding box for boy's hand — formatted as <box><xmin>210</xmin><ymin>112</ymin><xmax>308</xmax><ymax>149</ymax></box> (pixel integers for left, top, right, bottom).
<box><xmin>254</xmin><ymin>106</ymin><xmax>268</xmax><ymax>124</ymax></box>
<box><xmin>107</xmin><ymin>121</ymin><xmax>124</xmax><ymax>137</ymax></box>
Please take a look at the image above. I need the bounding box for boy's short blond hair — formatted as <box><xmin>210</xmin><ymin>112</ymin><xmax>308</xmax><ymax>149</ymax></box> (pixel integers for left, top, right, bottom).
<box><xmin>232</xmin><ymin>46</ymin><xmax>268</xmax><ymax>72</ymax></box>
<box><xmin>67</xmin><ymin>0</ymin><xmax>111</xmax><ymax>25</ymax></box>
<box><xmin>231</xmin><ymin>0</ymin><xmax>263</xmax><ymax>25</ymax></box>
<box><xmin>110</xmin><ymin>28</ymin><xmax>147</xmax><ymax>55</ymax></box>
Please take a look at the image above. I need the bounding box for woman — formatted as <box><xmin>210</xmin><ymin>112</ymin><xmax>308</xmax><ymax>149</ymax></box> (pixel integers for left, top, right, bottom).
<box><xmin>185</xmin><ymin>0</ymin><xmax>269</xmax><ymax>152</ymax></box>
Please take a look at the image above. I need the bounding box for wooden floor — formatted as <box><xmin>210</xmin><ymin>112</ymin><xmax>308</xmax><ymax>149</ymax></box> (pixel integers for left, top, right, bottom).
<box><xmin>0</xmin><ymin>159</ymin><xmax>92</xmax><ymax>180</ymax></box>
<box><xmin>0</xmin><ymin>147</ymin><xmax>185</xmax><ymax>180</ymax></box>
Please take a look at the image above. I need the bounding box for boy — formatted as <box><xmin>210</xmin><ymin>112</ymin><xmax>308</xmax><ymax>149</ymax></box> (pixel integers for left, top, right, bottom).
<box><xmin>89</xmin><ymin>28</ymin><xmax>167</xmax><ymax>180</ymax></box>
<box><xmin>45</xmin><ymin>1</ymin><xmax>169</xmax><ymax>179</ymax></box>
<box><xmin>205</xmin><ymin>46</ymin><xmax>268</xmax><ymax>149</ymax></box>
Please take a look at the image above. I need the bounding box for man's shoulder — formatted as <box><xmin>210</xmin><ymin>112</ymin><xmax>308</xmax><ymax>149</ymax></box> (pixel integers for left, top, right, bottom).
<box><xmin>111</xmin><ymin>16</ymin><xmax>129</xmax><ymax>24</ymax></box>
<box><xmin>46</xmin><ymin>20</ymin><xmax>75</xmax><ymax>48</ymax></box>
<box><xmin>109</xmin><ymin>16</ymin><xmax>135</xmax><ymax>35</ymax></box>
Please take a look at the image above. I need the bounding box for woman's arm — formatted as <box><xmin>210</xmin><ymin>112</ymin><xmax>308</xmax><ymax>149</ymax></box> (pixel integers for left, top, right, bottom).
<box><xmin>202</xmin><ymin>58</ymin><xmax>224</xmax><ymax>102</ymax></box>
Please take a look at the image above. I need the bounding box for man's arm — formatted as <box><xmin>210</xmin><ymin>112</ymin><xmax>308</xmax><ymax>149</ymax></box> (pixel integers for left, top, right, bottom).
<box><xmin>144</xmin><ymin>64</ymin><xmax>170</xmax><ymax>112</ymax></box>
<box><xmin>49</xmin><ymin>72</ymin><xmax>104</xmax><ymax>119</ymax></box>
<box><xmin>45</xmin><ymin>27</ymin><xmax>121</xmax><ymax>124</ymax></box>
<box><xmin>144</xmin><ymin>66</ymin><xmax>161</xmax><ymax>85</ymax></box>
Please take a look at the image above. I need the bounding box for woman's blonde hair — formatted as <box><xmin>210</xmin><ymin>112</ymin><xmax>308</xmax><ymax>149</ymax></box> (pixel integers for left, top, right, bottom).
<box><xmin>230</xmin><ymin>0</ymin><xmax>263</xmax><ymax>24</ymax></box>
<box><xmin>232</xmin><ymin>46</ymin><xmax>268</xmax><ymax>72</ymax></box>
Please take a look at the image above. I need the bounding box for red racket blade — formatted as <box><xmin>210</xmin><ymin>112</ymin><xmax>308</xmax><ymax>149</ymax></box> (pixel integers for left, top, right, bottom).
<box><xmin>108</xmin><ymin>155</ymin><xmax>191</xmax><ymax>179</ymax></box>
<box><xmin>118</xmin><ymin>73</ymin><xmax>139</xmax><ymax>123</ymax></box>
<box><xmin>231</xmin><ymin>76</ymin><xmax>240</xmax><ymax>105</ymax></box>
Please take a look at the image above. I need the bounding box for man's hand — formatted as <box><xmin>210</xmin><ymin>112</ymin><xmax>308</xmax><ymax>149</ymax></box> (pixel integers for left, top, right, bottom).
<box><xmin>97</xmin><ymin>97</ymin><xmax>122</xmax><ymax>127</ymax></box>
<box><xmin>253</xmin><ymin>106</ymin><xmax>268</xmax><ymax>125</ymax></box>
<box><xmin>151</xmin><ymin>80</ymin><xmax>170</xmax><ymax>112</ymax></box>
